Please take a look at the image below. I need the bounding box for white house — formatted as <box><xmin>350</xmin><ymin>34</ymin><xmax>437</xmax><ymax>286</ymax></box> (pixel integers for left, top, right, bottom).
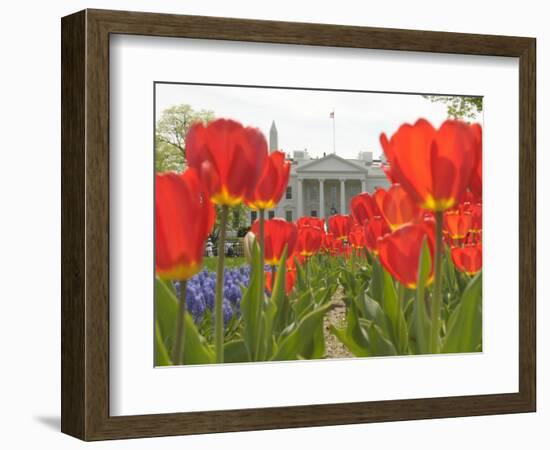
<box><xmin>248</xmin><ymin>121</ymin><xmax>391</xmax><ymax>224</ymax></box>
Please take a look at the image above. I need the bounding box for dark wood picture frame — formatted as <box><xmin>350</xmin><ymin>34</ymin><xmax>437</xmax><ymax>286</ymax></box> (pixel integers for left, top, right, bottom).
<box><xmin>61</xmin><ymin>8</ymin><xmax>536</xmax><ymax>441</ymax></box>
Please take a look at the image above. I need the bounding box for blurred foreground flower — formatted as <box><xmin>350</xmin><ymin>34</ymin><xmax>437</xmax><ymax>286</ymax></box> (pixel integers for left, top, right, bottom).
<box><xmin>155</xmin><ymin>170</ymin><xmax>215</xmax><ymax>280</ymax></box>
<box><xmin>246</xmin><ymin>150</ymin><xmax>291</xmax><ymax>209</ymax></box>
<box><xmin>186</xmin><ymin>118</ymin><xmax>268</xmax><ymax>206</ymax></box>
<box><xmin>380</xmin><ymin>118</ymin><xmax>477</xmax><ymax>212</ymax></box>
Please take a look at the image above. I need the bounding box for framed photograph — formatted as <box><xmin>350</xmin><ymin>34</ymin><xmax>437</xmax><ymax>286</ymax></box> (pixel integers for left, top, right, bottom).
<box><xmin>61</xmin><ymin>9</ymin><xmax>536</xmax><ymax>441</ymax></box>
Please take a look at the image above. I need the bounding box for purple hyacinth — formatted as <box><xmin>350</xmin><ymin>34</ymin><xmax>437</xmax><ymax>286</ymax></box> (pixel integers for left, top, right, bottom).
<box><xmin>172</xmin><ymin>265</ymin><xmax>250</xmax><ymax>327</ymax></box>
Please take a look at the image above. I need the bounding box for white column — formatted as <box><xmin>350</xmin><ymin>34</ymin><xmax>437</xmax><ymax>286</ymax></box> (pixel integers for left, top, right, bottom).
<box><xmin>340</xmin><ymin>179</ymin><xmax>346</xmax><ymax>214</ymax></box>
<box><xmin>319</xmin><ymin>179</ymin><xmax>325</xmax><ymax>220</ymax></box>
<box><xmin>297</xmin><ymin>178</ymin><xmax>303</xmax><ymax>218</ymax></box>
<box><xmin>361</xmin><ymin>178</ymin><xmax>367</xmax><ymax>193</ymax></box>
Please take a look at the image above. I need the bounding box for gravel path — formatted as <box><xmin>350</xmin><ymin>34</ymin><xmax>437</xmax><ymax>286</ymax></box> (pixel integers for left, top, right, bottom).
<box><xmin>324</xmin><ymin>287</ymin><xmax>353</xmax><ymax>359</ymax></box>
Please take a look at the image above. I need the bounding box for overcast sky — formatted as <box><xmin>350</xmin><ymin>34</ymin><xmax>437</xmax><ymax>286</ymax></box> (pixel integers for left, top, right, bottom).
<box><xmin>155</xmin><ymin>83</ymin><xmax>482</xmax><ymax>160</ymax></box>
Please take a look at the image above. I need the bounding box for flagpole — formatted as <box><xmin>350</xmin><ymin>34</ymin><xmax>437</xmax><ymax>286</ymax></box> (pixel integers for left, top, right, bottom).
<box><xmin>332</xmin><ymin>109</ymin><xmax>336</xmax><ymax>154</ymax></box>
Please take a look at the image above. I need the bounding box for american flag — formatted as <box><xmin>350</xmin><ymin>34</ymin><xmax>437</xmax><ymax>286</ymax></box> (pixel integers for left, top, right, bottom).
<box><xmin>329</xmin><ymin>111</ymin><xmax>335</xmax><ymax>118</ymax></box>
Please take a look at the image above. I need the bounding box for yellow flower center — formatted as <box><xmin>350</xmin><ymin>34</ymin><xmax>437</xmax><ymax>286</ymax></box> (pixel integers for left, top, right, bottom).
<box><xmin>422</xmin><ymin>195</ymin><xmax>455</xmax><ymax>212</ymax></box>
<box><xmin>157</xmin><ymin>261</ymin><xmax>200</xmax><ymax>281</ymax></box>
<box><xmin>211</xmin><ymin>187</ymin><xmax>243</xmax><ymax>206</ymax></box>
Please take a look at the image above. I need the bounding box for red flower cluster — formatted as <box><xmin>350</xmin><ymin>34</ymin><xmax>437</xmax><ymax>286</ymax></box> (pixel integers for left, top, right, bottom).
<box><xmin>333</xmin><ymin>118</ymin><xmax>484</xmax><ymax>284</ymax></box>
<box><xmin>253</xmin><ymin>216</ymin><xmax>325</xmax><ymax>294</ymax></box>
<box><xmin>156</xmin><ymin>117</ymin><xmax>483</xmax><ymax>290</ymax></box>
<box><xmin>156</xmin><ymin>119</ymin><xmax>291</xmax><ymax>281</ymax></box>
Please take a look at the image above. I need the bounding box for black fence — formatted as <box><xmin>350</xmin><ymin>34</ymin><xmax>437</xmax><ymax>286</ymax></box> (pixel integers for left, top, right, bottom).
<box><xmin>204</xmin><ymin>239</ymin><xmax>244</xmax><ymax>258</ymax></box>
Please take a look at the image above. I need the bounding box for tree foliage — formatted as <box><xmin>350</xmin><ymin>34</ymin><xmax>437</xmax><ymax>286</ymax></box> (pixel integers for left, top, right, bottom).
<box><xmin>155</xmin><ymin>104</ymin><xmax>215</xmax><ymax>172</ymax></box>
<box><xmin>423</xmin><ymin>95</ymin><xmax>483</xmax><ymax>120</ymax></box>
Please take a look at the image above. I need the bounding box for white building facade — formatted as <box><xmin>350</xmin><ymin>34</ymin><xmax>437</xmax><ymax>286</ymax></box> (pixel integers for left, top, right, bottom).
<box><xmin>248</xmin><ymin>122</ymin><xmax>391</xmax><ymax>224</ymax></box>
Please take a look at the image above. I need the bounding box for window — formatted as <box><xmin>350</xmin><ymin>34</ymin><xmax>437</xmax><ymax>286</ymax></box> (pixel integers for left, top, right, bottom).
<box><xmin>250</xmin><ymin>211</ymin><xmax>257</xmax><ymax>223</ymax></box>
<box><xmin>286</xmin><ymin>186</ymin><xmax>292</xmax><ymax>199</ymax></box>
<box><xmin>285</xmin><ymin>210</ymin><xmax>293</xmax><ymax>222</ymax></box>
<box><xmin>311</xmin><ymin>210</ymin><xmax>317</xmax><ymax>217</ymax></box>
<box><xmin>309</xmin><ymin>186</ymin><xmax>318</xmax><ymax>201</ymax></box>
<box><xmin>268</xmin><ymin>210</ymin><xmax>275</xmax><ymax>219</ymax></box>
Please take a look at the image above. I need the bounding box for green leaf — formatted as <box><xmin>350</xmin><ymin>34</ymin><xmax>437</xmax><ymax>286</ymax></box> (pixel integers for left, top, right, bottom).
<box><xmin>295</xmin><ymin>255</ymin><xmax>308</xmax><ymax>291</ymax></box>
<box><xmin>362</xmin><ymin>320</ymin><xmax>397</xmax><ymax>356</ymax></box>
<box><xmin>371</xmin><ymin>260</ymin><xmax>408</xmax><ymax>354</ymax></box>
<box><xmin>360</xmin><ymin>293</ymin><xmax>391</xmax><ymax>338</ymax></box>
<box><xmin>155</xmin><ymin>277</ymin><xmax>214</xmax><ymax>365</ymax></box>
<box><xmin>240</xmin><ymin>242</ymin><xmax>263</xmax><ymax>361</ymax></box>
<box><xmin>155</xmin><ymin>278</ymin><xmax>178</xmax><ymax>349</ymax></box>
<box><xmin>441</xmin><ymin>272</ymin><xmax>482</xmax><ymax>353</ymax></box>
<box><xmin>269</xmin><ymin>247</ymin><xmax>288</xmax><ymax>344</ymax></box>
<box><xmin>293</xmin><ymin>288</ymin><xmax>314</xmax><ymax>320</ymax></box>
<box><xmin>272</xmin><ymin>303</ymin><xmax>332</xmax><ymax>361</ymax></box>
<box><xmin>331</xmin><ymin>300</ymin><xmax>371</xmax><ymax>357</ymax></box>
<box><xmin>224</xmin><ymin>339</ymin><xmax>249</xmax><ymax>363</ymax></box>
<box><xmin>411</xmin><ymin>239</ymin><xmax>432</xmax><ymax>354</ymax></box>
<box><xmin>155</xmin><ymin>321</ymin><xmax>172</xmax><ymax>366</ymax></box>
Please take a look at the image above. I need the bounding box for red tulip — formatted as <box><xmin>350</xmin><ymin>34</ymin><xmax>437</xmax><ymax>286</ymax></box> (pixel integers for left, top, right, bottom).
<box><xmin>348</xmin><ymin>224</ymin><xmax>366</xmax><ymax>248</ymax></box>
<box><xmin>287</xmin><ymin>253</ymin><xmax>306</xmax><ymax>269</ymax></box>
<box><xmin>296</xmin><ymin>225</ymin><xmax>323</xmax><ymax>257</ymax></box>
<box><xmin>266</xmin><ymin>267</ymin><xmax>296</xmax><ymax>295</ymax></box>
<box><xmin>328</xmin><ymin>214</ymin><xmax>353</xmax><ymax>240</ymax></box>
<box><xmin>251</xmin><ymin>218</ymin><xmax>297</xmax><ymax>266</ymax></box>
<box><xmin>377</xmin><ymin>220</ymin><xmax>436</xmax><ymax>288</ymax></box>
<box><xmin>444</xmin><ymin>210</ymin><xmax>472</xmax><ymax>240</ymax></box>
<box><xmin>155</xmin><ymin>170</ymin><xmax>215</xmax><ymax>280</ymax></box>
<box><xmin>186</xmin><ymin>118</ymin><xmax>268</xmax><ymax>206</ymax></box>
<box><xmin>468</xmin><ymin>203</ymin><xmax>482</xmax><ymax>233</ymax></box>
<box><xmin>451</xmin><ymin>243</ymin><xmax>482</xmax><ymax>275</ymax></box>
<box><xmin>469</xmin><ymin>123</ymin><xmax>483</xmax><ymax>198</ymax></box>
<box><xmin>246</xmin><ymin>150</ymin><xmax>291</xmax><ymax>210</ymax></box>
<box><xmin>382</xmin><ymin>164</ymin><xmax>397</xmax><ymax>184</ymax></box>
<box><xmin>331</xmin><ymin>238</ymin><xmax>345</xmax><ymax>256</ymax></box>
<box><xmin>364</xmin><ymin>216</ymin><xmax>391</xmax><ymax>255</ymax></box>
<box><xmin>321</xmin><ymin>232</ymin><xmax>335</xmax><ymax>253</ymax></box>
<box><xmin>458</xmin><ymin>187</ymin><xmax>481</xmax><ymax>206</ymax></box>
<box><xmin>350</xmin><ymin>192</ymin><xmax>382</xmax><ymax>225</ymax></box>
<box><xmin>379</xmin><ymin>184</ymin><xmax>422</xmax><ymax>230</ymax></box>
<box><xmin>297</xmin><ymin>216</ymin><xmax>325</xmax><ymax>230</ymax></box>
<box><xmin>380</xmin><ymin>119</ymin><xmax>477</xmax><ymax>211</ymax></box>
<box><xmin>373</xmin><ymin>187</ymin><xmax>387</xmax><ymax>213</ymax></box>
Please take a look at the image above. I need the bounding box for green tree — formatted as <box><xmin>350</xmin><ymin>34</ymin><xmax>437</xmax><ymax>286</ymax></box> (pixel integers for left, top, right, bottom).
<box><xmin>155</xmin><ymin>104</ymin><xmax>215</xmax><ymax>172</ymax></box>
<box><xmin>423</xmin><ymin>95</ymin><xmax>483</xmax><ymax>120</ymax></box>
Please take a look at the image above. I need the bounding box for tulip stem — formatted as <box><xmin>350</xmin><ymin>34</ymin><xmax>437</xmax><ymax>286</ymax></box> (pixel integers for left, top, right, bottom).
<box><xmin>259</xmin><ymin>209</ymin><xmax>265</xmax><ymax>296</ymax></box>
<box><xmin>215</xmin><ymin>205</ymin><xmax>229</xmax><ymax>363</ymax></box>
<box><xmin>254</xmin><ymin>209</ymin><xmax>266</xmax><ymax>360</ymax></box>
<box><xmin>172</xmin><ymin>280</ymin><xmax>187</xmax><ymax>365</ymax></box>
<box><xmin>431</xmin><ymin>211</ymin><xmax>444</xmax><ymax>354</ymax></box>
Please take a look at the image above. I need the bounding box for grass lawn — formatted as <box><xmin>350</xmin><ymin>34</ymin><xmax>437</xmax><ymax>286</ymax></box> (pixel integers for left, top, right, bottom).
<box><xmin>203</xmin><ymin>256</ymin><xmax>247</xmax><ymax>272</ymax></box>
